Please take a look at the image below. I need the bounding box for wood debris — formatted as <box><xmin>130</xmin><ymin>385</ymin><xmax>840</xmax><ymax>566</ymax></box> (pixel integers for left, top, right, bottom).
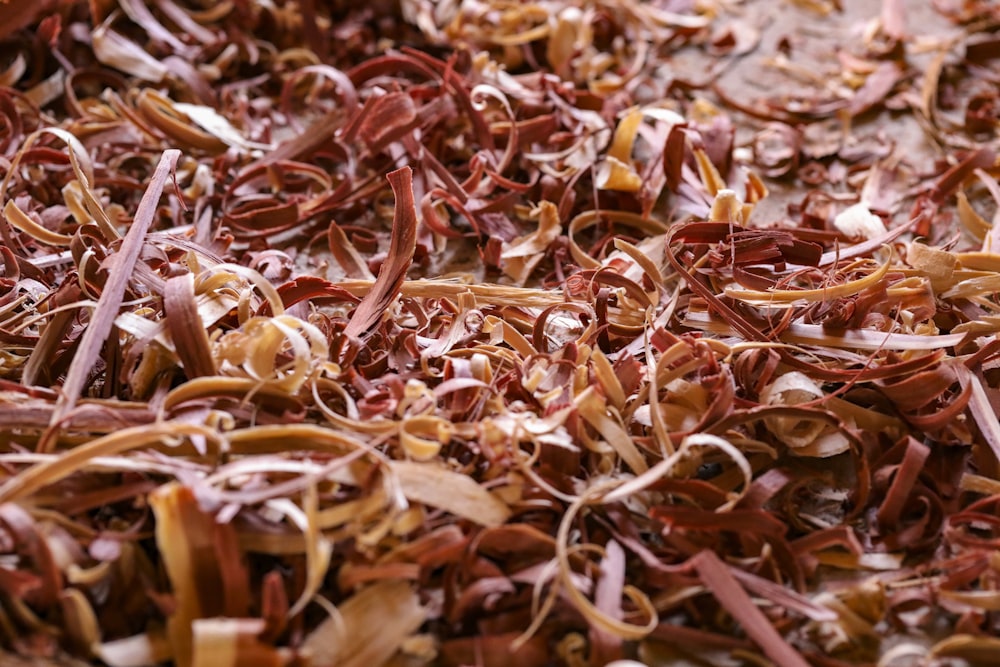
<box><xmin>0</xmin><ymin>1</ymin><xmax>998</xmax><ymax>665</ymax></box>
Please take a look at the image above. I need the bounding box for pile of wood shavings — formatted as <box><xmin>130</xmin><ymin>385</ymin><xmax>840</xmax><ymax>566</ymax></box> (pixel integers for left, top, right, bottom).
<box><xmin>0</xmin><ymin>1</ymin><xmax>1000</xmax><ymax>665</ymax></box>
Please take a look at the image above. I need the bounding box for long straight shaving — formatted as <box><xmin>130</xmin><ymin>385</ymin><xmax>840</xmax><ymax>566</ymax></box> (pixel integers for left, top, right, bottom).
<box><xmin>53</xmin><ymin>148</ymin><xmax>181</xmax><ymax>422</ymax></box>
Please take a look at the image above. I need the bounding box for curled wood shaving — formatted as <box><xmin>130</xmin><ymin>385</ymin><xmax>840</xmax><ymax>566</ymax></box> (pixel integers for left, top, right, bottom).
<box><xmin>342</xmin><ymin>167</ymin><xmax>418</xmax><ymax>341</ymax></box>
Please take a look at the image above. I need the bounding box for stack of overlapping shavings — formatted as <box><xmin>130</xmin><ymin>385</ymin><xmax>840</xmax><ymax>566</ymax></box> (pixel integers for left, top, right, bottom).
<box><xmin>0</xmin><ymin>0</ymin><xmax>999</xmax><ymax>665</ymax></box>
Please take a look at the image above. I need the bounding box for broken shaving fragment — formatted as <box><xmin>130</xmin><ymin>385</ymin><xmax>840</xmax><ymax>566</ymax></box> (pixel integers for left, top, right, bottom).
<box><xmin>92</xmin><ymin>21</ymin><xmax>168</xmax><ymax>83</ymax></box>
<box><xmin>692</xmin><ymin>550</ymin><xmax>811</xmax><ymax>667</ymax></box>
<box><xmin>150</xmin><ymin>483</ymin><xmax>250</xmax><ymax>667</ymax></box>
<box><xmin>173</xmin><ymin>102</ymin><xmax>273</xmax><ymax>152</ymax></box>
<box><xmin>833</xmin><ymin>203</ymin><xmax>887</xmax><ymax>241</ymax></box>
<box><xmin>391</xmin><ymin>460</ymin><xmax>512</xmax><ymax>527</ymax></box>
<box><xmin>190</xmin><ymin>618</ymin><xmax>284</xmax><ymax>667</ymax></box>
<box><xmin>501</xmin><ymin>200</ymin><xmax>562</xmax><ymax>285</ymax></box>
<box><xmin>301</xmin><ymin>579</ymin><xmax>426</xmax><ymax>667</ymax></box>
<box><xmin>596</xmin><ymin>107</ymin><xmax>643</xmax><ymax>192</ymax></box>
<box><xmin>906</xmin><ymin>242</ymin><xmax>956</xmax><ymax>284</ymax></box>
